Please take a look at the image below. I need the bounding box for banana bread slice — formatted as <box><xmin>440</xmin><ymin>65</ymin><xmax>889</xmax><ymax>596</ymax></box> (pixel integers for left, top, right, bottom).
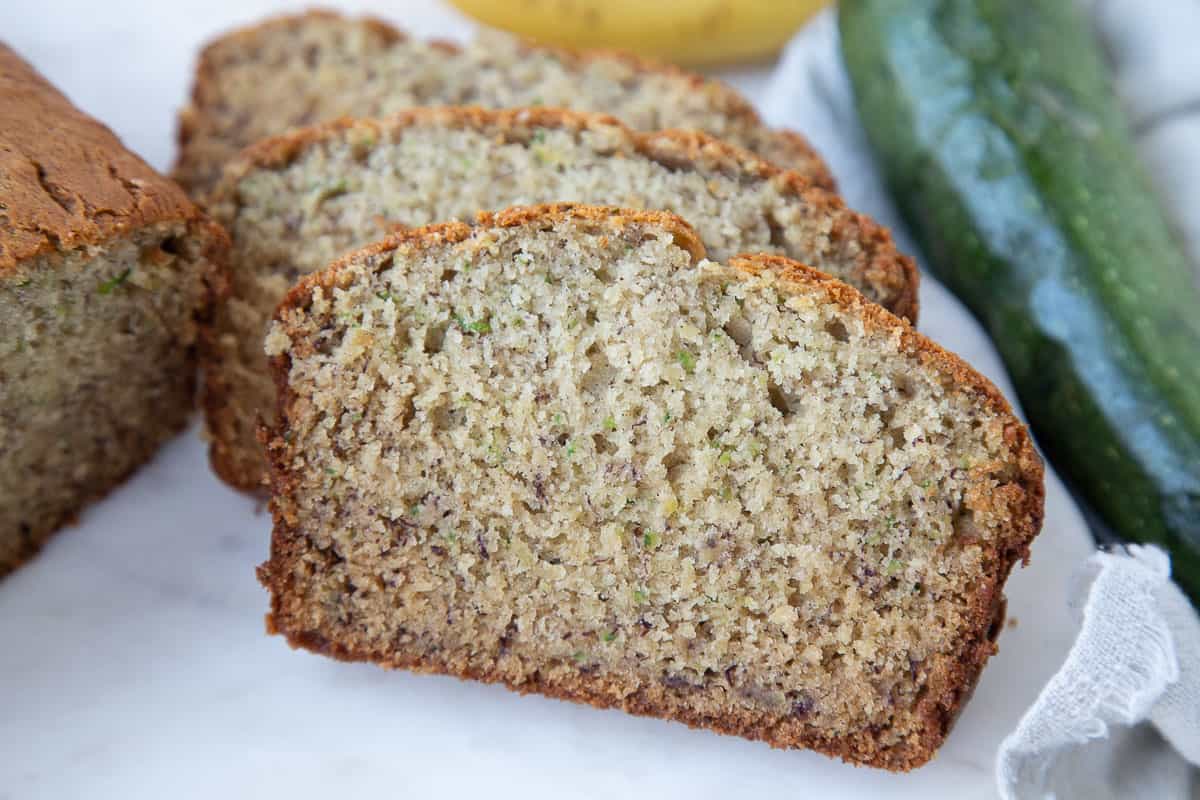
<box><xmin>204</xmin><ymin>108</ymin><xmax>916</xmax><ymax>491</ymax></box>
<box><xmin>259</xmin><ymin>204</ymin><xmax>1042</xmax><ymax>770</ymax></box>
<box><xmin>174</xmin><ymin>10</ymin><xmax>833</xmax><ymax>198</ymax></box>
<box><xmin>0</xmin><ymin>44</ymin><xmax>227</xmax><ymax>576</ymax></box>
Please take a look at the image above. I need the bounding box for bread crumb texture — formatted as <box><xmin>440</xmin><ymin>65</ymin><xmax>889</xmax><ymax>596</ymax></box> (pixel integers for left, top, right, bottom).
<box><xmin>262</xmin><ymin>207</ymin><xmax>1042</xmax><ymax>770</ymax></box>
<box><xmin>175</xmin><ymin>11</ymin><xmax>831</xmax><ymax>197</ymax></box>
<box><xmin>0</xmin><ymin>225</ymin><xmax>218</xmax><ymax>574</ymax></box>
<box><xmin>204</xmin><ymin>109</ymin><xmax>915</xmax><ymax>490</ymax></box>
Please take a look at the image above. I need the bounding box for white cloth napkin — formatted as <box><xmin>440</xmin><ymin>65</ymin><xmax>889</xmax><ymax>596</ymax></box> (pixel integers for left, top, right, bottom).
<box><xmin>759</xmin><ymin>8</ymin><xmax>1200</xmax><ymax>799</ymax></box>
<box><xmin>998</xmin><ymin>546</ymin><xmax>1200</xmax><ymax>798</ymax></box>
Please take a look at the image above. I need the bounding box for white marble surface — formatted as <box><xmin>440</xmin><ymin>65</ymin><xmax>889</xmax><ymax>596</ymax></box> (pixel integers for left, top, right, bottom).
<box><xmin>0</xmin><ymin>3</ymin><xmax>1096</xmax><ymax>798</ymax></box>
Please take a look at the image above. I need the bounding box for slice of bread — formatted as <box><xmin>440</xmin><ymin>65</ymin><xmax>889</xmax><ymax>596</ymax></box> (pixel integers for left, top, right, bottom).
<box><xmin>259</xmin><ymin>204</ymin><xmax>1042</xmax><ymax>770</ymax></box>
<box><xmin>174</xmin><ymin>10</ymin><xmax>833</xmax><ymax>198</ymax></box>
<box><xmin>0</xmin><ymin>44</ymin><xmax>227</xmax><ymax>576</ymax></box>
<box><xmin>203</xmin><ymin>108</ymin><xmax>917</xmax><ymax>491</ymax></box>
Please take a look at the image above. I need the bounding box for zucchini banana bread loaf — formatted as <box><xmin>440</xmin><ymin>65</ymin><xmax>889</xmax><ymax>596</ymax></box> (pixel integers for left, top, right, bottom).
<box><xmin>204</xmin><ymin>108</ymin><xmax>916</xmax><ymax>490</ymax></box>
<box><xmin>259</xmin><ymin>204</ymin><xmax>1042</xmax><ymax>770</ymax></box>
<box><xmin>174</xmin><ymin>10</ymin><xmax>833</xmax><ymax>198</ymax></box>
<box><xmin>0</xmin><ymin>44</ymin><xmax>227</xmax><ymax>576</ymax></box>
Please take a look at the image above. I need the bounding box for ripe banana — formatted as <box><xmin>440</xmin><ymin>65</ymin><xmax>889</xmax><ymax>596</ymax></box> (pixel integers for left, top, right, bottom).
<box><xmin>448</xmin><ymin>0</ymin><xmax>829</xmax><ymax>67</ymax></box>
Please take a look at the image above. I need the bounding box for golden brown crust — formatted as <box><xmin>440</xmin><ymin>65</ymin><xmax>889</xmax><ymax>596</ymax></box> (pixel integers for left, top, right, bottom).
<box><xmin>0</xmin><ymin>44</ymin><xmax>214</xmax><ymax>275</ymax></box>
<box><xmin>201</xmin><ymin>369</ymin><xmax>251</xmax><ymax>490</ymax></box>
<box><xmin>0</xmin><ymin>42</ymin><xmax>232</xmax><ymax>320</ymax></box>
<box><xmin>259</xmin><ymin>204</ymin><xmax>1042</xmax><ymax>771</ymax></box>
<box><xmin>174</xmin><ymin>10</ymin><xmax>834</xmax><ymax>194</ymax></box>
<box><xmin>751</xmin><ymin>128</ymin><xmax>837</xmax><ymax>196</ymax></box>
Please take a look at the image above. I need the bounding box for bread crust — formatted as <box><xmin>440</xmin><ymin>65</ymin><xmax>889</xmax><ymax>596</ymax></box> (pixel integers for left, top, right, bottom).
<box><xmin>0</xmin><ymin>43</ymin><xmax>230</xmax><ymax>316</ymax></box>
<box><xmin>0</xmin><ymin>44</ymin><xmax>225</xmax><ymax>275</ymax></box>
<box><xmin>259</xmin><ymin>204</ymin><xmax>1042</xmax><ymax>771</ymax></box>
<box><xmin>173</xmin><ymin>9</ymin><xmax>834</xmax><ymax>195</ymax></box>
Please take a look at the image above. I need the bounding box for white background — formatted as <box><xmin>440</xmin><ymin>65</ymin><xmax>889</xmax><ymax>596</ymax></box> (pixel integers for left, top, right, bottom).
<box><xmin>0</xmin><ymin>3</ymin><xmax>1096</xmax><ymax>798</ymax></box>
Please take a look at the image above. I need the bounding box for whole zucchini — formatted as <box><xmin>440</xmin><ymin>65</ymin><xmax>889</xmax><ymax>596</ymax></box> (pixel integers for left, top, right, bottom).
<box><xmin>840</xmin><ymin>0</ymin><xmax>1200</xmax><ymax>601</ymax></box>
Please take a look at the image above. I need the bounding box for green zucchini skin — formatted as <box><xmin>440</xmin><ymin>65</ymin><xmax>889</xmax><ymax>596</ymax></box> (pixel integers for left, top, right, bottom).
<box><xmin>839</xmin><ymin>0</ymin><xmax>1200</xmax><ymax>601</ymax></box>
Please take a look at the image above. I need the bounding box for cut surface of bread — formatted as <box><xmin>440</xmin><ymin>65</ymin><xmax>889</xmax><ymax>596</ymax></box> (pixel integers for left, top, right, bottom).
<box><xmin>174</xmin><ymin>10</ymin><xmax>833</xmax><ymax>198</ymax></box>
<box><xmin>0</xmin><ymin>44</ymin><xmax>226</xmax><ymax>576</ymax></box>
<box><xmin>260</xmin><ymin>205</ymin><xmax>1042</xmax><ymax>770</ymax></box>
<box><xmin>205</xmin><ymin>108</ymin><xmax>916</xmax><ymax>491</ymax></box>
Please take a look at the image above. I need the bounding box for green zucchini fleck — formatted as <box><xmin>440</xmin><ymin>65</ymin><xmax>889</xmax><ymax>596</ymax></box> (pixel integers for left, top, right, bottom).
<box><xmin>98</xmin><ymin>269</ymin><xmax>132</xmax><ymax>295</ymax></box>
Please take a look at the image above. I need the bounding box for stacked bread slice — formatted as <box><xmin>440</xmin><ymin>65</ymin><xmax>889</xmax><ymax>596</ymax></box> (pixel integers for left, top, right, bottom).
<box><xmin>260</xmin><ymin>205</ymin><xmax>1042</xmax><ymax>770</ymax></box>
<box><xmin>201</xmin><ymin>108</ymin><xmax>916</xmax><ymax>489</ymax></box>
<box><xmin>174</xmin><ymin>10</ymin><xmax>833</xmax><ymax>198</ymax></box>
<box><xmin>179</xmin><ymin>12</ymin><xmax>1043</xmax><ymax>771</ymax></box>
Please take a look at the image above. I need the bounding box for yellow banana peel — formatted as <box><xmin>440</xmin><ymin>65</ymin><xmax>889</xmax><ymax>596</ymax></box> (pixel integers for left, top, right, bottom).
<box><xmin>448</xmin><ymin>0</ymin><xmax>829</xmax><ymax>67</ymax></box>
